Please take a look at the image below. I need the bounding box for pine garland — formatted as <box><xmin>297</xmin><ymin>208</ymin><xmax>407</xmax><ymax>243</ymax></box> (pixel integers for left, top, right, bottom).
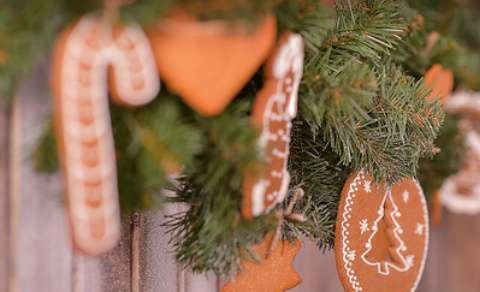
<box><xmin>284</xmin><ymin>0</ymin><xmax>443</xmax><ymax>183</ymax></box>
<box><xmin>286</xmin><ymin>119</ymin><xmax>347</xmax><ymax>250</ymax></box>
<box><xmin>418</xmin><ymin>115</ymin><xmax>464</xmax><ymax>199</ymax></box>
<box><xmin>11</xmin><ymin>0</ymin><xmax>480</xmax><ymax>278</ymax></box>
<box><xmin>165</xmin><ymin>100</ymin><xmax>275</xmax><ymax>276</ymax></box>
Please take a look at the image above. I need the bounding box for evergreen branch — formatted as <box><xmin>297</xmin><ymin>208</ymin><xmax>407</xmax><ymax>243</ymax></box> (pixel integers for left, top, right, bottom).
<box><xmin>418</xmin><ymin>115</ymin><xmax>464</xmax><ymax>199</ymax></box>
<box><xmin>276</xmin><ymin>0</ymin><xmax>335</xmax><ymax>52</ymax></box>
<box><xmin>113</xmin><ymin>96</ymin><xmax>204</xmax><ymax>213</ymax></box>
<box><xmin>328</xmin><ymin>0</ymin><xmax>408</xmax><ymax>61</ymax></box>
<box><xmin>165</xmin><ymin>100</ymin><xmax>275</xmax><ymax>276</ymax></box>
<box><xmin>33</xmin><ymin>118</ymin><xmax>59</xmax><ymax>173</ymax></box>
<box><xmin>285</xmin><ymin>119</ymin><xmax>348</xmax><ymax>249</ymax></box>
<box><xmin>300</xmin><ymin>54</ymin><xmax>378</xmax><ymax>131</ymax></box>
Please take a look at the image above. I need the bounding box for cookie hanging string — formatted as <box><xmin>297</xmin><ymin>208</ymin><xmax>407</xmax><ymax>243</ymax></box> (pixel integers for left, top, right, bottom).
<box><xmin>267</xmin><ymin>188</ymin><xmax>306</xmax><ymax>258</ymax></box>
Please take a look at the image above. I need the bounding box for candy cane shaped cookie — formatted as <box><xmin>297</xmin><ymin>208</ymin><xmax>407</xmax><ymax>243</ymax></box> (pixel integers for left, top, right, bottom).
<box><xmin>52</xmin><ymin>14</ymin><xmax>160</xmax><ymax>255</ymax></box>
<box><xmin>243</xmin><ymin>33</ymin><xmax>304</xmax><ymax>219</ymax></box>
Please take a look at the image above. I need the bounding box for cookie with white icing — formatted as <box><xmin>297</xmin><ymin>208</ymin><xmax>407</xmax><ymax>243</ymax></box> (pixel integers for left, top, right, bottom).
<box><xmin>52</xmin><ymin>14</ymin><xmax>159</xmax><ymax>255</ymax></box>
<box><xmin>335</xmin><ymin>171</ymin><xmax>429</xmax><ymax>292</ymax></box>
<box><xmin>439</xmin><ymin>91</ymin><xmax>480</xmax><ymax>214</ymax></box>
<box><xmin>242</xmin><ymin>33</ymin><xmax>304</xmax><ymax>219</ymax></box>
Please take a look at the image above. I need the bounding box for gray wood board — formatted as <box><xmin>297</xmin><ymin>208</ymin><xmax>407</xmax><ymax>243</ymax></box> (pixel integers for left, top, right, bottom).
<box><xmin>8</xmin><ymin>62</ymin><xmax>131</xmax><ymax>292</ymax></box>
<box><xmin>0</xmin><ymin>97</ymin><xmax>10</xmax><ymax>292</ymax></box>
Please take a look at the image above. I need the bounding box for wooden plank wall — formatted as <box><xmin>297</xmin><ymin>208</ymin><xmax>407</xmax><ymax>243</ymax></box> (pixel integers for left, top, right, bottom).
<box><xmin>0</xmin><ymin>82</ymin><xmax>10</xmax><ymax>292</ymax></box>
<box><xmin>1</xmin><ymin>61</ymin><xmax>480</xmax><ymax>292</ymax></box>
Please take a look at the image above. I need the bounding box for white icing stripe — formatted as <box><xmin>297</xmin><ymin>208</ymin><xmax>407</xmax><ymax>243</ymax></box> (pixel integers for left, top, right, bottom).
<box><xmin>411</xmin><ymin>179</ymin><xmax>429</xmax><ymax>292</ymax></box>
<box><xmin>340</xmin><ymin>172</ymin><xmax>363</xmax><ymax>292</ymax></box>
<box><xmin>57</xmin><ymin>14</ymin><xmax>159</xmax><ymax>254</ymax></box>
<box><xmin>250</xmin><ymin>33</ymin><xmax>304</xmax><ymax>217</ymax></box>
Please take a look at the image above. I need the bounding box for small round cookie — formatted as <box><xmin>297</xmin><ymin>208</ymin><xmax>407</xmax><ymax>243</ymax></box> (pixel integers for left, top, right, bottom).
<box><xmin>335</xmin><ymin>171</ymin><xmax>429</xmax><ymax>292</ymax></box>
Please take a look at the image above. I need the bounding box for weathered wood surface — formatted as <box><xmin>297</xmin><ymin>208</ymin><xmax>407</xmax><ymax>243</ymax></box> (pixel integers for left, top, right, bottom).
<box><xmin>139</xmin><ymin>206</ymin><xmax>219</xmax><ymax>292</ymax></box>
<box><xmin>8</xmin><ymin>62</ymin><xmax>131</xmax><ymax>292</ymax></box>
<box><xmin>9</xmin><ymin>62</ymin><xmax>73</xmax><ymax>292</ymax></box>
<box><xmin>417</xmin><ymin>210</ymin><xmax>480</xmax><ymax>292</ymax></box>
<box><xmin>291</xmin><ymin>240</ymin><xmax>343</xmax><ymax>292</ymax></box>
<box><xmin>0</xmin><ymin>93</ymin><xmax>10</xmax><ymax>292</ymax></box>
<box><xmin>2</xmin><ymin>61</ymin><xmax>480</xmax><ymax>292</ymax></box>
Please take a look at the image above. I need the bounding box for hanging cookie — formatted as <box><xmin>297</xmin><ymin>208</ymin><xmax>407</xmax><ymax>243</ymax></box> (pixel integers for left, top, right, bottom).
<box><xmin>0</xmin><ymin>50</ymin><xmax>7</xmax><ymax>64</ymax></box>
<box><xmin>221</xmin><ymin>234</ymin><xmax>302</xmax><ymax>292</ymax></box>
<box><xmin>52</xmin><ymin>13</ymin><xmax>160</xmax><ymax>255</ymax></box>
<box><xmin>148</xmin><ymin>11</ymin><xmax>276</xmax><ymax>116</ymax></box>
<box><xmin>439</xmin><ymin>91</ymin><xmax>480</xmax><ymax>214</ymax></box>
<box><xmin>424</xmin><ymin>64</ymin><xmax>453</xmax><ymax>105</ymax></box>
<box><xmin>242</xmin><ymin>33</ymin><xmax>304</xmax><ymax>219</ymax></box>
<box><xmin>335</xmin><ymin>171</ymin><xmax>429</xmax><ymax>292</ymax></box>
<box><xmin>423</xmin><ymin>63</ymin><xmax>453</xmax><ymax>225</ymax></box>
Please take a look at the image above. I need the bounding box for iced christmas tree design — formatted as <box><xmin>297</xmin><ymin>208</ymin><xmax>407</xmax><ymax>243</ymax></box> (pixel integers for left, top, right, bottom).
<box><xmin>360</xmin><ymin>189</ymin><xmax>411</xmax><ymax>275</ymax></box>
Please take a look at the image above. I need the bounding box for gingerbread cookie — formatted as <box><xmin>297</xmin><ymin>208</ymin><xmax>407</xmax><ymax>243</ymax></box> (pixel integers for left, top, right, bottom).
<box><xmin>439</xmin><ymin>91</ymin><xmax>480</xmax><ymax>214</ymax></box>
<box><xmin>424</xmin><ymin>64</ymin><xmax>453</xmax><ymax>105</ymax></box>
<box><xmin>242</xmin><ymin>33</ymin><xmax>304</xmax><ymax>219</ymax></box>
<box><xmin>221</xmin><ymin>234</ymin><xmax>301</xmax><ymax>292</ymax></box>
<box><xmin>0</xmin><ymin>50</ymin><xmax>7</xmax><ymax>64</ymax></box>
<box><xmin>335</xmin><ymin>171</ymin><xmax>429</xmax><ymax>292</ymax></box>
<box><xmin>52</xmin><ymin>14</ymin><xmax>160</xmax><ymax>255</ymax></box>
<box><xmin>148</xmin><ymin>11</ymin><xmax>276</xmax><ymax>116</ymax></box>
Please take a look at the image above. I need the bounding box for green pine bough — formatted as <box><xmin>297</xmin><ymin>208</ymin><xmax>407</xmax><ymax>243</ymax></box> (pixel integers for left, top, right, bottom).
<box><xmin>11</xmin><ymin>0</ymin><xmax>473</xmax><ymax>277</ymax></box>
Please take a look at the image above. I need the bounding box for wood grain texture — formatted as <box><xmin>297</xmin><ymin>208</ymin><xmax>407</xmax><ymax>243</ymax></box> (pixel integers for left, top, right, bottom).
<box><xmin>72</xmin><ymin>254</ymin><xmax>102</xmax><ymax>292</ymax></box>
<box><xmin>10</xmin><ymin>62</ymin><xmax>73</xmax><ymax>292</ymax></box>
<box><xmin>139</xmin><ymin>204</ymin><xmax>219</xmax><ymax>292</ymax></box>
<box><xmin>417</xmin><ymin>210</ymin><xmax>480</xmax><ymax>292</ymax></box>
<box><xmin>0</xmin><ymin>96</ymin><xmax>10</xmax><ymax>292</ymax></box>
<box><xmin>291</xmin><ymin>240</ymin><xmax>343</xmax><ymax>292</ymax></box>
<box><xmin>7</xmin><ymin>62</ymin><xmax>132</xmax><ymax>292</ymax></box>
<box><xmin>140</xmin><ymin>210</ymin><xmax>180</xmax><ymax>292</ymax></box>
<box><xmin>98</xmin><ymin>221</ymin><xmax>131</xmax><ymax>292</ymax></box>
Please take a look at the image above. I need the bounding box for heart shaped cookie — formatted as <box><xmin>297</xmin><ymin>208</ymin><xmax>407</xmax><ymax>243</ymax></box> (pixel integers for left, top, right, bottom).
<box><xmin>148</xmin><ymin>12</ymin><xmax>277</xmax><ymax>116</ymax></box>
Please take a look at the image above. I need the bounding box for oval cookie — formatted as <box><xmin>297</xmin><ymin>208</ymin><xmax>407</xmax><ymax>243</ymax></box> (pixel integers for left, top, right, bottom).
<box><xmin>335</xmin><ymin>171</ymin><xmax>429</xmax><ymax>292</ymax></box>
